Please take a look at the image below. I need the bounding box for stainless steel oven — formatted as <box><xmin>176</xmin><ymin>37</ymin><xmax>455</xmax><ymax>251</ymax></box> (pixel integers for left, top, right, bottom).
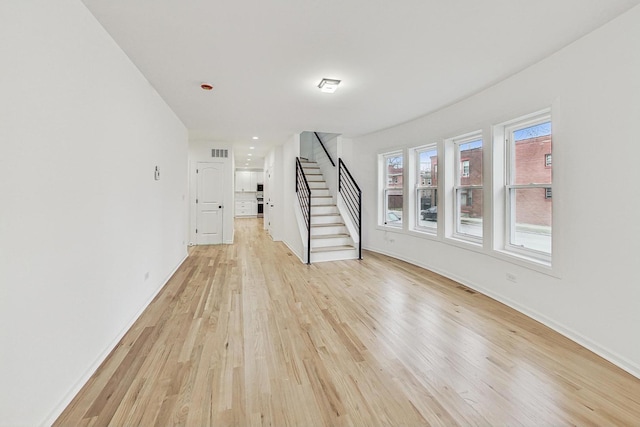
<box><xmin>256</xmin><ymin>191</ymin><xmax>264</xmax><ymax>218</ymax></box>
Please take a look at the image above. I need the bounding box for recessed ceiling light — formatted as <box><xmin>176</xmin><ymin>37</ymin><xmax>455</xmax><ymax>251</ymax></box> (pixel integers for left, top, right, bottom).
<box><xmin>252</xmin><ymin>136</ymin><xmax>259</xmax><ymax>140</ymax></box>
<box><xmin>248</xmin><ymin>153</ymin><xmax>252</xmax><ymax>156</ymax></box>
<box><xmin>250</xmin><ymin>146</ymin><xmax>255</xmax><ymax>149</ymax></box>
<box><xmin>318</xmin><ymin>78</ymin><xmax>341</xmax><ymax>93</ymax></box>
<box><xmin>200</xmin><ymin>83</ymin><xmax>213</xmax><ymax>91</ymax></box>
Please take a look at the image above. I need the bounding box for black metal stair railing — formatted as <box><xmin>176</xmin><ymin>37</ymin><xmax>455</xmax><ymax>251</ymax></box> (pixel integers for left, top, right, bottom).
<box><xmin>314</xmin><ymin>132</ymin><xmax>335</xmax><ymax>167</ymax></box>
<box><xmin>296</xmin><ymin>157</ymin><xmax>312</xmax><ymax>264</ymax></box>
<box><xmin>338</xmin><ymin>158</ymin><xmax>362</xmax><ymax>260</ymax></box>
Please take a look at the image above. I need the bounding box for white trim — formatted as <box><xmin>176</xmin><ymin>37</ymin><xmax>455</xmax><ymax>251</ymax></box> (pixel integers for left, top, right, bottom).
<box><xmin>379</xmin><ymin>150</ymin><xmax>405</xmax><ymax>228</ymax></box>
<box><xmin>447</xmin><ymin>131</ymin><xmax>484</xmax><ymax>245</ymax></box>
<box><xmin>498</xmin><ymin>110</ymin><xmax>553</xmax><ymax>265</ymax></box>
<box><xmin>412</xmin><ymin>143</ymin><xmax>439</xmax><ymax>234</ymax></box>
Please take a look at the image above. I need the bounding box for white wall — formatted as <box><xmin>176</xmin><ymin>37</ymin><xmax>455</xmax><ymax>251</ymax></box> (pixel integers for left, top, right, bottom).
<box><xmin>188</xmin><ymin>140</ymin><xmax>235</xmax><ymax>244</ymax></box>
<box><xmin>264</xmin><ymin>151</ymin><xmax>274</xmax><ymax>233</ymax></box>
<box><xmin>282</xmin><ymin>135</ymin><xmax>304</xmax><ymax>260</ymax></box>
<box><xmin>351</xmin><ymin>5</ymin><xmax>640</xmax><ymax>378</ymax></box>
<box><xmin>0</xmin><ymin>1</ymin><xmax>188</xmax><ymax>425</ymax></box>
<box><xmin>313</xmin><ymin>134</ymin><xmax>339</xmax><ymax>201</ymax></box>
<box><xmin>299</xmin><ymin>132</ymin><xmax>314</xmax><ymax>161</ymax></box>
<box><xmin>265</xmin><ymin>145</ymin><xmax>284</xmax><ymax>241</ymax></box>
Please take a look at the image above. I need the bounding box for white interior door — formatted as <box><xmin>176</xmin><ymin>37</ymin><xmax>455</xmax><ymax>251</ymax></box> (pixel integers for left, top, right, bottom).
<box><xmin>196</xmin><ymin>162</ymin><xmax>224</xmax><ymax>245</ymax></box>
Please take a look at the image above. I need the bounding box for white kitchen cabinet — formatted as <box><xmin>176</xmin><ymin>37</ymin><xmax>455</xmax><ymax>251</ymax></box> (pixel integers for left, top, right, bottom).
<box><xmin>254</xmin><ymin>171</ymin><xmax>264</xmax><ymax>185</ymax></box>
<box><xmin>235</xmin><ymin>170</ymin><xmax>263</xmax><ymax>192</ymax></box>
<box><xmin>235</xmin><ymin>171</ymin><xmax>253</xmax><ymax>192</ymax></box>
<box><xmin>235</xmin><ymin>200</ymin><xmax>257</xmax><ymax>217</ymax></box>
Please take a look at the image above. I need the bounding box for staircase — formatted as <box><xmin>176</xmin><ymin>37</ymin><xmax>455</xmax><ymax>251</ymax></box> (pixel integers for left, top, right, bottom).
<box><xmin>299</xmin><ymin>159</ymin><xmax>359</xmax><ymax>263</ymax></box>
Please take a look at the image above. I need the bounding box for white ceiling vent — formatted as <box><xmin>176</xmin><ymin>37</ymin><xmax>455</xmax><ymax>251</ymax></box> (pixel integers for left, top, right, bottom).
<box><xmin>211</xmin><ymin>149</ymin><xmax>228</xmax><ymax>158</ymax></box>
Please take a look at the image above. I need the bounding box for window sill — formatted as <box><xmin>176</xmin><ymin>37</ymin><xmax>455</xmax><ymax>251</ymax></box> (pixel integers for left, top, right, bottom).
<box><xmin>492</xmin><ymin>249</ymin><xmax>558</xmax><ymax>278</ymax></box>
<box><xmin>444</xmin><ymin>235</ymin><xmax>484</xmax><ymax>253</ymax></box>
<box><xmin>407</xmin><ymin>228</ymin><xmax>439</xmax><ymax>240</ymax></box>
<box><xmin>375</xmin><ymin>223</ymin><xmax>559</xmax><ymax>278</ymax></box>
<box><xmin>377</xmin><ymin>224</ymin><xmax>404</xmax><ymax>232</ymax></box>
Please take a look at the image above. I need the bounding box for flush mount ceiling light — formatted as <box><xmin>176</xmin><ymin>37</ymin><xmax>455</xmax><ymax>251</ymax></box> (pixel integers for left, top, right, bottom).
<box><xmin>252</xmin><ymin>136</ymin><xmax>259</xmax><ymax>140</ymax></box>
<box><xmin>318</xmin><ymin>78</ymin><xmax>341</xmax><ymax>93</ymax></box>
<box><xmin>200</xmin><ymin>83</ymin><xmax>213</xmax><ymax>91</ymax></box>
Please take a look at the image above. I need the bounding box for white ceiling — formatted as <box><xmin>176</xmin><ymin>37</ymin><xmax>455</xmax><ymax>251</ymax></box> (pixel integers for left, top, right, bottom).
<box><xmin>81</xmin><ymin>0</ymin><xmax>639</xmax><ymax>168</ymax></box>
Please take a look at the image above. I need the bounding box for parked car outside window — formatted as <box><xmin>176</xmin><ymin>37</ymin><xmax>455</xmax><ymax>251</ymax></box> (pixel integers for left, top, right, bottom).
<box><xmin>387</xmin><ymin>212</ymin><xmax>401</xmax><ymax>223</ymax></box>
<box><xmin>420</xmin><ymin>206</ymin><xmax>437</xmax><ymax>221</ymax></box>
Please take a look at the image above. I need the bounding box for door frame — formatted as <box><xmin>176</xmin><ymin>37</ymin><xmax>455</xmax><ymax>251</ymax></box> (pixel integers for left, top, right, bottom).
<box><xmin>189</xmin><ymin>159</ymin><xmax>230</xmax><ymax>246</ymax></box>
<box><xmin>195</xmin><ymin>161</ymin><xmax>225</xmax><ymax>245</ymax></box>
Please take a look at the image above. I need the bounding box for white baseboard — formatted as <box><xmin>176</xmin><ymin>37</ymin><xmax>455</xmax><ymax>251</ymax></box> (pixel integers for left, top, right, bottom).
<box><xmin>42</xmin><ymin>253</ymin><xmax>189</xmax><ymax>426</ymax></box>
<box><xmin>282</xmin><ymin>240</ymin><xmax>305</xmax><ymax>264</ymax></box>
<box><xmin>364</xmin><ymin>245</ymin><xmax>640</xmax><ymax>380</ymax></box>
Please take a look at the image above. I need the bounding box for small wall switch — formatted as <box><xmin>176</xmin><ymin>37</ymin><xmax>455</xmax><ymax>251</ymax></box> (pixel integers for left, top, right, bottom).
<box><xmin>154</xmin><ymin>166</ymin><xmax>160</xmax><ymax>180</ymax></box>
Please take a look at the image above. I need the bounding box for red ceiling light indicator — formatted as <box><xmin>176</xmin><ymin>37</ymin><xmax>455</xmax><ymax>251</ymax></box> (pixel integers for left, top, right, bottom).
<box><xmin>200</xmin><ymin>83</ymin><xmax>213</xmax><ymax>91</ymax></box>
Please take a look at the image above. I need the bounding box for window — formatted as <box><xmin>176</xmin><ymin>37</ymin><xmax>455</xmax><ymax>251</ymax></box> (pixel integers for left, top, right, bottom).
<box><xmin>505</xmin><ymin>114</ymin><xmax>552</xmax><ymax>258</ymax></box>
<box><xmin>452</xmin><ymin>134</ymin><xmax>483</xmax><ymax>241</ymax></box>
<box><xmin>381</xmin><ymin>152</ymin><xmax>403</xmax><ymax>226</ymax></box>
<box><xmin>461</xmin><ymin>160</ymin><xmax>470</xmax><ymax>177</ymax></box>
<box><xmin>415</xmin><ymin>145</ymin><xmax>438</xmax><ymax>232</ymax></box>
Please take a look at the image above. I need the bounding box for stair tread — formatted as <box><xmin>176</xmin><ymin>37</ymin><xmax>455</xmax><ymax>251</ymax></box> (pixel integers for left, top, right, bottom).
<box><xmin>311</xmin><ymin>245</ymin><xmax>355</xmax><ymax>253</ymax></box>
<box><xmin>311</xmin><ymin>195</ymin><xmax>333</xmax><ymax>198</ymax></box>
<box><xmin>311</xmin><ymin>233</ymin><xmax>350</xmax><ymax>239</ymax></box>
<box><xmin>311</xmin><ymin>222</ymin><xmax>345</xmax><ymax>227</ymax></box>
<box><xmin>311</xmin><ymin>213</ymin><xmax>341</xmax><ymax>217</ymax></box>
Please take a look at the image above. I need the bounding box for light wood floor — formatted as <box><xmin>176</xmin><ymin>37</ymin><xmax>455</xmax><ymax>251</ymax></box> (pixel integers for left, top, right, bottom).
<box><xmin>55</xmin><ymin>218</ymin><xmax>640</xmax><ymax>426</ymax></box>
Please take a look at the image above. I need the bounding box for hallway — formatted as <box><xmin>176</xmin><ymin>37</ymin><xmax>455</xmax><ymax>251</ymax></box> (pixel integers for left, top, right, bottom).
<box><xmin>56</xmin><ymin>218</ymin><xmax>640</xmax><ymax>426</ymax></box>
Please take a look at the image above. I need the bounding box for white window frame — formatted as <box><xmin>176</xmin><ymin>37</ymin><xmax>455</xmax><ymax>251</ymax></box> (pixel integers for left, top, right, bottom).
<box><xmin>503</xmin><ymin>111</ymin><xmax>552</xmax><ymax>263</ymax></box>
<box><xmin>414</xmin><ymin>144</ymin><xmax>438</xmax><ymax>234</ymax></box>
<box><xmin>452</xmin><ymin>133</ymin><xmax>483</xmax><ymax>244</ymax></box>
<box><xmin>380</xmin><ymin>151</ymin><xmax>404</xmax><ymax>228</ymax></box>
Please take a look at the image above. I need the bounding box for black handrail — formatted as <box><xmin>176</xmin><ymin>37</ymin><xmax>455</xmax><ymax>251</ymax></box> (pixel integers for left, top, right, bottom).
<box><xmin>338</xmin><ymin>159</ymin><xmax>362</xmax><ymax>260</ymax></box>
<box><xmin>314</xmin><ymin>132</ymin><xmax>336</xmax><ymax>167</ymax></box>
<box><xmin>296</xmin><ymin>157</ymin><xmax>312</xmax><ymax>264</ymax></box>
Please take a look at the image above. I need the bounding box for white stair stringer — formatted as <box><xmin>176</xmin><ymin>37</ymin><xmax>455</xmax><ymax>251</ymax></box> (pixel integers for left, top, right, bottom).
<box><xmin>299</xmin><ymin>160</ymin><xmax>358</xmax><ymax>263</ymax></box>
